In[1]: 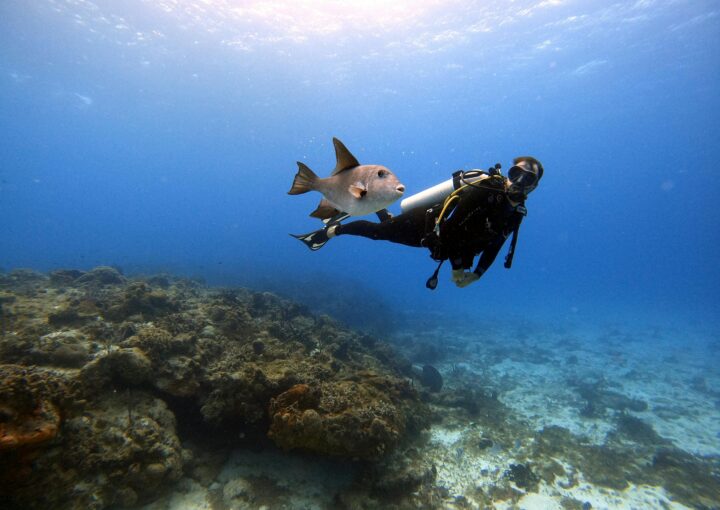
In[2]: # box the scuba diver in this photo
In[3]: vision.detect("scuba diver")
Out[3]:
[291,157,543,289]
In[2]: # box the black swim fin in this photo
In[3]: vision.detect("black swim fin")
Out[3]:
[290,227,331,251]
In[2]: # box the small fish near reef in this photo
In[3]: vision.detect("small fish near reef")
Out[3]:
[288,137,405,219]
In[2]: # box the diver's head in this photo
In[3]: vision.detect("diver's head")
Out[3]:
[507,156,543,200]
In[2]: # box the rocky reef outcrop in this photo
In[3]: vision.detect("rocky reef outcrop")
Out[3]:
[0,267,427,509]
[268,375,419,460]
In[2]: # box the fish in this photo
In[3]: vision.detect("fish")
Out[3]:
[287,137,405,219]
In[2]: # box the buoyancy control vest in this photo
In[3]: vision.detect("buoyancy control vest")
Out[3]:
[419,169,525,289]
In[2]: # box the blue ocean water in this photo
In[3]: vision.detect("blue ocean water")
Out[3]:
[1,1,718,327]
[2,2,720,509]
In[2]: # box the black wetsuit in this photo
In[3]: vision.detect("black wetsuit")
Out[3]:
[335,175,526,275]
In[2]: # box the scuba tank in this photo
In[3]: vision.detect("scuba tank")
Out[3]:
[405,163,507,290]
[400,164,501,214]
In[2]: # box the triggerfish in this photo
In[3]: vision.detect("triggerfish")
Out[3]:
[288,138,405,219]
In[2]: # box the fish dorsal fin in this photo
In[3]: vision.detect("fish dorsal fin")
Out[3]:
[309,199,341,220]
[331,137,360,175]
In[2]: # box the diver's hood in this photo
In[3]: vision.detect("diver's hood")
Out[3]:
[508,156,543,198]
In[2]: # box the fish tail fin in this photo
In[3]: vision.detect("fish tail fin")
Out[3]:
[290,227,331,251]
[288,162,318,195]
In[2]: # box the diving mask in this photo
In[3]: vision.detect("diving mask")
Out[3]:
[508,157,543,197]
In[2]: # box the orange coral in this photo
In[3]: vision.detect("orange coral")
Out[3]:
[0,400,60,451]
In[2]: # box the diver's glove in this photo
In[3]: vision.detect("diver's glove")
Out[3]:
[451,269,480,288]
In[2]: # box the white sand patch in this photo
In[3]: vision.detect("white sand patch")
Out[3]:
[443,321,720,456]
[424,423,526,501]
[555,479,692,510]
[408,318,719,508]
[511,492,563,509]
[139,478,210,510]
[487,357,613,443]
[419,418,698,510]
[500,478,693,510]
[429,444,507,499]
[430,427,464,447]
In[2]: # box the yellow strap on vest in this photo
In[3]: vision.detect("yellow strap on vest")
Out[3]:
[433,174,506,235]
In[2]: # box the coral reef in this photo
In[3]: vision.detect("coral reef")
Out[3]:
[0,366,62,453]
[0,359,183,509]
[2,267,717,509]
[0,267,427,509]
[268,376,424,460]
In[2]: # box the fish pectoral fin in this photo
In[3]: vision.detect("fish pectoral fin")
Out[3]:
[348,183,367,199]
[309,199,341,220]
[331,137,361,175]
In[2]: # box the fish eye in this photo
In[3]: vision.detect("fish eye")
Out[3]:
[377,169,387,178]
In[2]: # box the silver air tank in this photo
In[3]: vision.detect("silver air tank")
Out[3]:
[400,170,489,213]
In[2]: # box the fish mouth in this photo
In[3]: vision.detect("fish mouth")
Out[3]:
[396,184,405,195]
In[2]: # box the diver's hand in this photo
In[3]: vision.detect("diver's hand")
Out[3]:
[457,273,479,288]
[451,269,480,288]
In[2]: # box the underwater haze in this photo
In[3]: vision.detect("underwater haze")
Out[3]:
[2,1,720,509]
[1,0,719,326]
